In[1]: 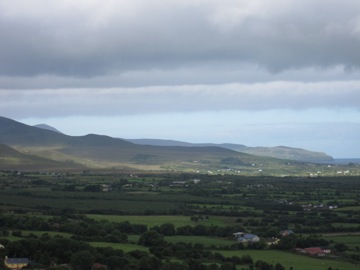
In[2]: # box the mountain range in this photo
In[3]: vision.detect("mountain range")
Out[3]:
[125,139,333,162]
[0,116,333,173]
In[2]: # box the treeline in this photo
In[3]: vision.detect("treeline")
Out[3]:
[0,214,244,242]
[0,234,289,270]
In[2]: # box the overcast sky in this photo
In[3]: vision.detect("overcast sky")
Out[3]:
[1,0,360,158]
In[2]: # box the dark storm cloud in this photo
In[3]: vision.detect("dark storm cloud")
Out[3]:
[1,0,360,79]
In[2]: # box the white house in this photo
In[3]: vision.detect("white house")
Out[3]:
[233,232,260,243]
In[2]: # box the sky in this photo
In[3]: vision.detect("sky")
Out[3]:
[1,0,360,158]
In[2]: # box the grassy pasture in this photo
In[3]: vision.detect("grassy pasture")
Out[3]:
[335,206,360,211]
[86,214,232,228]
[187,203,249,210]
[164,235,234,247]
[331,223,360,229]
[90,242,149,252]
[323,235,360,250]
[87,214,191,227]
[218,250,360,270]
[0,193,182,213]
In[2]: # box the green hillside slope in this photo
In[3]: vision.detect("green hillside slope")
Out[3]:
[0,143,84,171]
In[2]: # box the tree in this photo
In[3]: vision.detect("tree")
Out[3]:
[83,184,102,192]
[275,263,285,270]
[159,223,176,236]
[106,255,127,270]
[70,251,95,270]
[138,255,161,270]
[220,262,236,270]
[276,234,297,250]
[138,231,165,247]
[255,260,272,270]
[161,261,188,270]
[334,243,348,252]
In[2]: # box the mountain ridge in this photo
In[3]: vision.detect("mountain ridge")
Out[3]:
[0,116,335,174]
[34,124,63,134]
[125,139,333,162]
[0,116,256,171]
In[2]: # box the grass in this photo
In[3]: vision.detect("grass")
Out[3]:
[0,193,182,213]
[89,242,149,252]
[86,214,231,228]
[87,215,192,227]
[218,250,360,270]
[335,206,360,211]
[164,235,234,247]
[323,235,360,250]
[331,223,360,228]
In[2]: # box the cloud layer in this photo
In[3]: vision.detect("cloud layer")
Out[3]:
[1,0,360,80]
[1,81,359,118]
[1,1,360,157]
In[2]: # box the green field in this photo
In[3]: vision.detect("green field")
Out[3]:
[90,242,149,252]
[323,235,360,250]
[86,214,232,227]
[1,171,360,269]
[165,235,234,247]
[87,214,193,227]
[335,206,360,211]
[219,250,360,270]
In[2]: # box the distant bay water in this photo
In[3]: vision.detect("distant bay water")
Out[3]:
[331,158,360,165]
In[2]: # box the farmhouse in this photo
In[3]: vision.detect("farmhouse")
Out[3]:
[233,232,260,243]
[296,247,331,256]
[4,257,29,269]
[265,238,280,246]
[171,181,187,187]
[279,229,294,236]
[101,184,112,192]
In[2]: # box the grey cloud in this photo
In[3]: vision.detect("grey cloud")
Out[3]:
[1,82,359,118]
[1,0,360,79]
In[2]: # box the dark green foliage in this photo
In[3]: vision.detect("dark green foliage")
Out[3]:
[220,262,236,270]
[161,261,188,270]
[83,184,102,192]
[70,251,95,270]
[274,263,285,270]
[159,223,176,236]
[276,234,297,250]
[334,243,348,252]
[138,231,165,247]
[255,260,272,270]
[138,255,161,270]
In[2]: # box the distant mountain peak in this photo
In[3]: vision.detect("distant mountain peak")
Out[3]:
[34,124,63,134]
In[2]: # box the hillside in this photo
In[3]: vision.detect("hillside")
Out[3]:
[126,139,333,162]
[34,124,63,134]
[0,143,84,171]
[0,116,339,174]
[0,116,265,171]
[240,146,333,162]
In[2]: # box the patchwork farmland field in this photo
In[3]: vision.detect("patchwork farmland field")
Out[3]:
[1,171,360,269]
